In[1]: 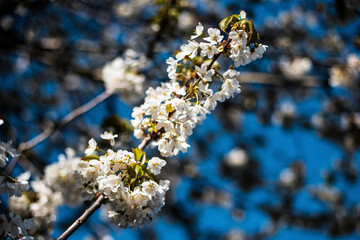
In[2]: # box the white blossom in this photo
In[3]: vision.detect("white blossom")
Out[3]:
[147,157,167,175]
[191,22,204,39]
[166,57,178,80]
[176,40,199,60]
[9,179,62,237]
[199,42,218,58]
[203,28,224,45]
[225,148,248,167]
[85,138,97,156]
[195,63,215,82]
[100,131,118,146]
[279,57,312,78]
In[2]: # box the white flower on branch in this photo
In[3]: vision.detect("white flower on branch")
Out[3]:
[100,131,118,146]
[191,22,204,40]
[176,40,199,60]
[200,42,218,58]
[195,63,215,82]
[166,57,178,81]
[147,157,167,175]
[131,24,250,157]
[9,179,62,238]
[203,28,224,45]
[54,13,267,237]
[229,29,247,48]
[85,138,97,156]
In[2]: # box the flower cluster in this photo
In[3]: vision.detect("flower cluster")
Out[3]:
[228,29,267,67]
[102,49,148,102]
[8,148,81,238]
[43,148,82,205]
[79,135,169,229]
[131,12,267,157]
[9,180,62,238]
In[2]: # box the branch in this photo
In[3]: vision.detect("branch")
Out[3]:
[56,194,106,240]
[1,91,113,182]
[138,134,152,151]
[18,91,113,153]
[239,72,321,88]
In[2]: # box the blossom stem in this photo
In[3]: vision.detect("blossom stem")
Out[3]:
[56,194,106,240]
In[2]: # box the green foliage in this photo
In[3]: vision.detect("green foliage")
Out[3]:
[219,12,261,46]
[81,155,100,161]
[219,14,240,33]
[132,148,143,162]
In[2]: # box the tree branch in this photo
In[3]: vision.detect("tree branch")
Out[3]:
[1,91,113,182]
[56,194,106,240]
[18,91,113,153]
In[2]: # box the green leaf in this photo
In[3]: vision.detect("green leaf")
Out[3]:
[134,164,143,178]
[132,148,143,162]
[130,176,137,185]
[243,20,258,45]
[81,155,100,161]
[128,164,144,185]
[219,14,239,33]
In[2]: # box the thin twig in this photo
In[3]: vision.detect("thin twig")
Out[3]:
[18,91,113,152]
[1,91,113,182]
[56,194,106,240]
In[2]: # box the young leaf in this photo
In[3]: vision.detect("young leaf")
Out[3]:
[132,148,143,162]
[243,20,258,45]
[81,155,100,161]
[134,164,143,178]
[219,14,239,33]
